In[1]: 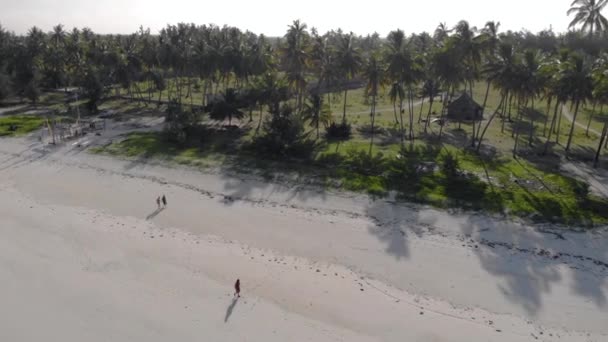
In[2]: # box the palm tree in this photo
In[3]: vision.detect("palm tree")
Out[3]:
[433,22,451,44]
[421,79,441,134]
[336,32,362,123]
[283,20,309,113]
[475,21,501,142]
[568,0,608,36]
[453,21,481,98]
[209,88,244,126]
[362,54,384,155]
[431,41,465,140]
[303,93,331,139]
[542,56,571,155]
[388,82,404,125]
[593,61,608,167]
[562,54,593,152]
[477,42,518,152]
[384,29,412,142]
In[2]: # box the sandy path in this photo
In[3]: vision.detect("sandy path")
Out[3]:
[0,135,607,341]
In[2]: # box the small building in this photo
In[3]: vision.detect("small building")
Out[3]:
[447,93,483,122]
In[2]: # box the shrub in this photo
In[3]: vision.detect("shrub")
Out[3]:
[326,121,352,140]
[252,104,316,159]
[441,152,461,179]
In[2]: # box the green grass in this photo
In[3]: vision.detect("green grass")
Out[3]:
[0,116,45,136]
[92,129,608,227]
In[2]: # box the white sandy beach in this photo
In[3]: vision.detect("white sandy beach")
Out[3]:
[0,125,607,341]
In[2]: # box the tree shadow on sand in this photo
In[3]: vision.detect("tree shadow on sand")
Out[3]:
[461,215,608,317]
[364,198,435,260]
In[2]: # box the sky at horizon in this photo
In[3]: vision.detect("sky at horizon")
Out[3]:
[0,0,590,37]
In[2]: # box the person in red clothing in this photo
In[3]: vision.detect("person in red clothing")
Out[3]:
[234,279,241,298]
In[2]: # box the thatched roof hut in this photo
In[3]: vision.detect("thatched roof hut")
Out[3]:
[447,93,483,122]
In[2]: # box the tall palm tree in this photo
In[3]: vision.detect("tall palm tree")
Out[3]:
[388,82,404,125]
[336,32,362,123]
[562,54,593,152]
[384,29,413,142]
[453,21,481,98]
[362,54,384,155]
[477,42,518,152]
[421,79,441,134]
[475,21,501,142]
[568,0,608,36]
[592,58,608,166]
[283,20,310,113]
[433,22,451,44]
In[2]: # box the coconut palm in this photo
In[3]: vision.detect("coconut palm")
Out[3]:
[388,82,404,125]
[561,54,593,152]
[568,0,608,36]
[209,88,244,126]
[362,54,384,155]
[336,32,362,123]
[477,42,519,152]
[302,93,331,139]
[283,20,310,113]
[453,21,481,97]
[421,79,441,134]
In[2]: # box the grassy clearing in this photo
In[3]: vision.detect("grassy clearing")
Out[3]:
[0,116,45,136]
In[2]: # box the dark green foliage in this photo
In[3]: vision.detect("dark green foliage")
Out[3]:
[252,104,315,159]
[82,67,104,113]
[209,88,245,125]
[164,99,200,145]
[326,121,352,140]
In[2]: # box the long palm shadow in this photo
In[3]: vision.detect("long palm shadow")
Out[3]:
[224,297,239,323]
[146,207,165,220]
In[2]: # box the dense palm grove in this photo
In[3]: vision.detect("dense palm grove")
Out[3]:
[1,2,608,166]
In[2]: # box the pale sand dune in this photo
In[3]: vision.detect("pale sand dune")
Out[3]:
[0,136,607,341]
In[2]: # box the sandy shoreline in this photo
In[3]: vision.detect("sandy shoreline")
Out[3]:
[0,135,607,341]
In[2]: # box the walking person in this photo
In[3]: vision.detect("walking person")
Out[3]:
[161,194,167,208]
[156,196,161,209]
[234,279,241,298]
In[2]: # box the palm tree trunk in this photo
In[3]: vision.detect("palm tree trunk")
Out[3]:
[399,98,405,145]
[556,104,563,144]
[565,100,581,152]
[543,96,552,137]
[393,101,398,125]
[408,88,414,141]
[471,119,476,147]
[256,106,264,132]
[586,102,597,137]
[528,98,535,147]
[342,89,348,123]
[418,96,425,123]
[501,91,509,133]
[594,123,608,168]
[475,80,492,141]
[476,95,506,153]
[369,94,377,156]
[544,101,561,155]
[438,85,452,141]
[424,97,434,134]
[513,126,520,158]
[529,119,535,146]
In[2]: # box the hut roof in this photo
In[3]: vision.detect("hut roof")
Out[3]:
[448,92,482,111]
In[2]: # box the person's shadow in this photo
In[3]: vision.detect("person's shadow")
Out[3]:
[224,297,239,323]
[146,207,165,220]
